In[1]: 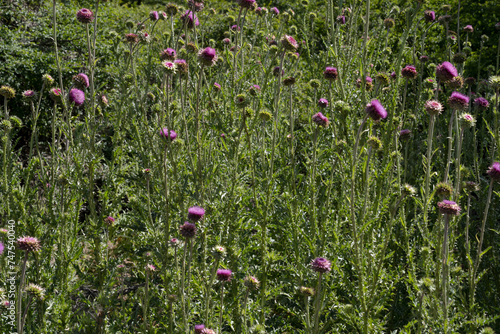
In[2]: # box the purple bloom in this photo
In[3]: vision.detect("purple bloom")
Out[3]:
[419,55,429,63]
[198,47,217,67]
[281,35,298,51]
[213,82,221,92]
[401,65,418,79]
[365,99,387,121]
[160,48,177,61]
[188,206,205,221]
[222,38,231,45]
[73,73,89,89]
[336,15,346,24]
[105,216,115,225]
[271,7,279,15]
[448,91,469,110]
[437,200,461,216]
[0,242,4,255]
[17,236,41,253]
[249,84,261,96]
[474,97,489,111]
[324,67,338,81]
[76,8,94,24]
[311,257,331,273]
[273,66,284,77]
[200,329,216,334]
[237,0,256,9]
[487,162,500,181]
[391,71,397,79]
[425,100,443,115]
[149,11,159,21]
[180,10,199,29]
[160,128,177,141]
[399,129,412,141]
[194,324,205,334]
[174,59,188,74]
[436,61,458,82]
[317,98,329,109]
[22,90,36,100]
[179,222,197,239]
[424,10,435,23]
[463,25,473,33]
[216,269,232,281]
[69,88,85,106]
[312,112,329,127]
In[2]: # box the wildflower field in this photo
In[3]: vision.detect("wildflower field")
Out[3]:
[1,0,500,332]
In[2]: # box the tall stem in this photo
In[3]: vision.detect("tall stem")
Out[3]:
[313,273,323,333]
[17,251,29,333]
[444,110,456,183]
[442,214,451,332]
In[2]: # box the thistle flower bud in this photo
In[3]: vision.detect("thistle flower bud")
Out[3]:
[235,94,250,108]
[490,76,500,90]
[281,35,298,52]
[244,276,260,290]
[165,3,178,16]
[323,67,338,81]
[149,11,159,21]
[375,72,390,86]
[271,7,279,15]
[212,245,226,258]
[248,84,261,96]
[312,112,329,127]
[309,79,321,89]
[399,129,411,141]
[336,15,346,24]
[283,77,296,86]
[424,10,435,23]
[25,284,45,301]
[463,181,479,193]
[435,182,453,198]
[448,91,469,110]
[174,59,189,74]
[22,90,36,101]
[162,61,177,74]
[401,65,417,79]
[436,61,457,82]
[383,18,395,29]
[76,8,94,24]
[367,136,382,150]
[125,33,139,44]
[402,184,416,197]
[198,47,217,67]
[160,48,177,61]
[317,98,329,108]
[42,74,54,86]
[160,128,177,141]
[259,110,272,121]
[299,286,315,296]
[216,269,232,282]
[72,73,89,89]
[0,86,15,99]
[459,113,476,128]
[446,76,464,89]
[49,88,63,104]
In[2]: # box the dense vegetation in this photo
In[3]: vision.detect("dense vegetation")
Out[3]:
[1,0,500,333]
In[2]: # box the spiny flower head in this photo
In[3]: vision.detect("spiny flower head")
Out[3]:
[198,47,217,67]
[72,73,89,89]
[237,0,256,10]
[216,269,232,282]
[42,74,54,86]
[248,84,261,96]
[311,257,331,273]
[165,3,178,16]
[125,33,139,44]
[169,238,180,247]
[17,236,41,253]
[149,11,159,21]
[244,275,260,290]
[22,90,36,101]
[356,76,373,91]
[336,15,346,24]
[162,61,177,73]
[271,7,279,15]
[419,55,429,63]
[25,284,45,301]
[317,98,329,108]
[235,93,250,108]
[145,264,156,272]
[401,65,418,79]
[312,112,329,127]
[424,10,435,23]
[463,25,473,33]
[425,100,442,116]
[299,286,315,296]
[255,7,268,16]
[105,216,115,225]
[259,110,272,121]
[200,329,216,334]
[399,129,412,141]
[213,82,221,92]
[174,59,189,74]
[383,18,395,29]
[437,200,461,216]
[69,88,85,106]
[188,206,205,221]
[459,113,476,128]
[448,91,469,110]
[179,222,197,239]
[281,35,298,52]
[464,181,480,193]
[0,86,15,99]
[324,67,338,81]
[180,10,199,29]
[212,245,226,258]
[160,128,177,141]
[309,79,321,89]
[365,99,387,121]
[194,324,205,334]
[160,48,177,61]
[436,61,458,82]
[402,184,417,197]
[490,76,500,90]
[436,182,453,198]
[76,8,94,24]
[375,72,390,86]
[474,97,489,111]
[446,75,464,89]
[367,136,382,150]
[464,77,476,86]
[49,88,63,104]
[487,162,500,181]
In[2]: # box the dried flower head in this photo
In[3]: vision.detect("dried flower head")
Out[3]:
[283,76,296,86]
[179,222,197,239]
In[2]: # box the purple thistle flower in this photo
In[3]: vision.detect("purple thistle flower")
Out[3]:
[399,129,412,141]
[22,90,36,100]
[425,100,443,115]
[390,71,397,80]
[271,7,280,15]
[200,329,216,334]
[194,324,205,334]
[0,242,4,255]
[317,98,329,108]
[125,33,139,44]
[463,25,473,33]
[419,55,429,63]
[281,35,298,51]
[424,10,435,23]
[216,269,232,282]
[437,200,461,216]
[160,48,177,61]
[312,112,330,127]
[105,216,115,225]
[222,38,231,45]
[436,61,458,82]
[231,25,240,32]
[76,8,94,24]
[17,236,41,253]
[311,257,331,273]
[336,15,346,24]
[213,82,221,92]
[180,10,199,29]
[188,206,205,221]
[69,88,85,106]
[401,65,418,79]
[160,128,177,141]
[474,97,489,111]
[324,67,338,80]
[198,47,217,67]
[487,162,500,181]
[174,59,188,74]
[149,11,159,21]
[365,99,387,121]
[237,0,256,10]
[448,91,469,110]
[179,222,197,239]
[249,84,261,96]
[73,73,89,89]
